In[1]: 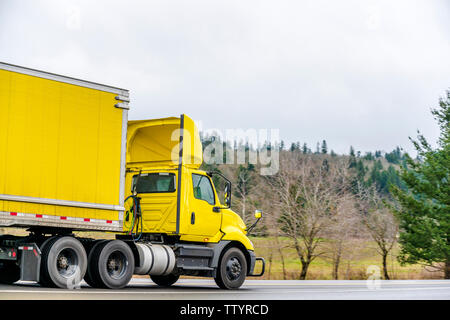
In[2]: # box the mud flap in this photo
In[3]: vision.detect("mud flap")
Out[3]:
[19,243,41,282]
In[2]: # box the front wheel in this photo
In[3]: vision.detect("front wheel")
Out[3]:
[214,247,247,290]
[150,274,180,287]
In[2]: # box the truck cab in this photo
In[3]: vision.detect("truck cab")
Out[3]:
[123,115,263,289]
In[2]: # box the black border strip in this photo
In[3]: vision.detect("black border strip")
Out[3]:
[1,300,442,319]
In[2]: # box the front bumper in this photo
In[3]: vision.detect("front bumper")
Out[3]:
[248,250,265,277]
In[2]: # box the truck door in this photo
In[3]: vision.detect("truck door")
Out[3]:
[188,173,222,238]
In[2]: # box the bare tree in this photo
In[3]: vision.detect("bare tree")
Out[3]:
[357,185,399,280]
[255,170,288,279]
[325,195,362,279]
[263,235,288,280]
[219,163,255,226]
[267,153,351,280]
[274,235,288,280]
[234,165,254,224]
[342,238,368,279]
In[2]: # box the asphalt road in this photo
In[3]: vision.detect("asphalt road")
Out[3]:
[0,279,449,300]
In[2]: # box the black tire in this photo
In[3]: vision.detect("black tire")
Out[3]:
[89,240,134,289]
[40,236,87,289]
[214,247,247,290]
[0,261,20,284]
[39,236,60,287]
[150,274,180,287]
[84,240,108,288]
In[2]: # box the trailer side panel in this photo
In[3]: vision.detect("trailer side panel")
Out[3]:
[0,64,128,231]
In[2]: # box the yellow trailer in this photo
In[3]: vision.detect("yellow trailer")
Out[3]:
[0,62,128,232]
[0,62,264,290]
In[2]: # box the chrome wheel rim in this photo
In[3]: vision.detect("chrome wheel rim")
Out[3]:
[106,251,127,279]
[56,248,79,278]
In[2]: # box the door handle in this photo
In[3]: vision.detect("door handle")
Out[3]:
[191,212,195,224]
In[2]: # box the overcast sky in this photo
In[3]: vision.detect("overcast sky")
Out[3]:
[1,0,449,155]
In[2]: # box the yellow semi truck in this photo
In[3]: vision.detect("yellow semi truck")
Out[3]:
[0,62,264,289]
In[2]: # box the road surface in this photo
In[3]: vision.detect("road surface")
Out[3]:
[0,279,449,300]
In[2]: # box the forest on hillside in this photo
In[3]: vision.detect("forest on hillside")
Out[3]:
[199,90,449,280]
[200,141,407,280]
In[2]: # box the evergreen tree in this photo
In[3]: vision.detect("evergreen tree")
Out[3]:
[355,159,367,182]
[302,143,308,154]
[322,158,329,172]
[290,142,297,152]
[349,146,356,168]
[349,146,355,157]
[391,90,450,278]
[363,152,374,160]
[385,146,404,164]
[321,140,328,154]
[290,141,301,152]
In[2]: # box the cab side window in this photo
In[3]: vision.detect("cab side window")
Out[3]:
[192,174,215,205]
[132,173,176,193]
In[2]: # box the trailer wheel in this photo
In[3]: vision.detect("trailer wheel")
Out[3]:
[89,240,134,289]
[0,261,20,284]
[41,236,87,289]
[150,274,180,287]
[214,247,247,290]
[39,236,60,287]
[84,240,108,288]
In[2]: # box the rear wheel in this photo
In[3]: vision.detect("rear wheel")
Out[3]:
[40,236,87,289]
[89,240,134,289]
[84,240,108,288]
[150,274,180,287]
[214,247,247,290]
[39,236,59,287]
[0,261,20,284]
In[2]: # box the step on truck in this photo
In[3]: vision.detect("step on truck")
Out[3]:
[0,62,265,289]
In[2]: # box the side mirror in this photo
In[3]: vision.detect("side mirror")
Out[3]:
[247,209,263,234]
[207,170,232,209]
[224,182,231,208]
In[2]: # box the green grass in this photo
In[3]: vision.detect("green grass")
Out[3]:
[249,237,443,280]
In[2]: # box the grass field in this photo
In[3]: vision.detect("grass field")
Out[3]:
[249,237,444,280]
[1,228,443,280]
